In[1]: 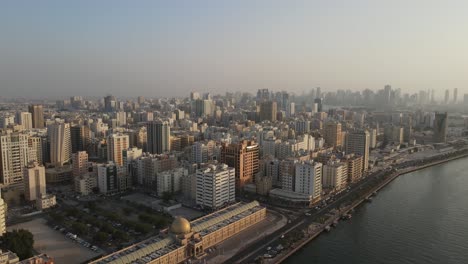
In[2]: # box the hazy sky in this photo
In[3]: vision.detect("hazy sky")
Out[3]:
[1,0,467,98]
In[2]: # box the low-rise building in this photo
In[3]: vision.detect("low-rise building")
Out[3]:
[36,194,56,210]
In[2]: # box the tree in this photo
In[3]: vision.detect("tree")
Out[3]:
[0,229,34,260]
[93,232,109,243]
[72,222,88,235]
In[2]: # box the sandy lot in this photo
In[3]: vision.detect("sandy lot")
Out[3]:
[8,218,102,264]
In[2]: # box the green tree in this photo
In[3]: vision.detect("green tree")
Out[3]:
[93,232,109,243]
[0,229,34,260]
[72,222,88,235]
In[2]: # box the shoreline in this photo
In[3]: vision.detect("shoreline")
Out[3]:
[274,152,468,264]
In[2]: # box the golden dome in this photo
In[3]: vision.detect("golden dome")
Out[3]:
[170,217,191,234]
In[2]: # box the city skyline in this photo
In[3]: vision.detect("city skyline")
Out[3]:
[1,0,468,98]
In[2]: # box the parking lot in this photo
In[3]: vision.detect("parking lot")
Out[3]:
[8,218,102,264]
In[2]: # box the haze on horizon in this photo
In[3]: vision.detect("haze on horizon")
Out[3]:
[1,0,467,99]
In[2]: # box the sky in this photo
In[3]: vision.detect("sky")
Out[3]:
[1,0,467,99]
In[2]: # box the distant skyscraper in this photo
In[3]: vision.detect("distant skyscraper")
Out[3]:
[314,98,323,112]
[345,130,370,172]
[104,95,117,112]
[0,131,30,185]
[464,94,468,105]
[23,161,46,202]
[147,120,171,154]
[454,88,458,103]
[433,112,448,143]
[48,122,71,166]
[444,89,450,104]
[259,101,277,122]
[256,89,270,101]
[316,87,322,99]
[107,133,129,166]
[221,140,259,191]
[16,112,32,130]
[28,104,44,129]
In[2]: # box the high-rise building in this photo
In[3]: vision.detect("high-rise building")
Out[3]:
[464,94,468,105]
[71,125,90,153]
[0,116,15,129]
[221,140,259,191]
[314,98,323,112]
[48,122,71,166]
[294,160,322,202]
[259,101,277,122]
[322,161,348,192]
[104,95,117,112]
[194,99,214,117]
[28,104,45,129]
[454,88,458,103]
[444,89,450,104]
[157,168,187,196]
[107,133,129,166]
[324,121,342,148]
[433,112,448,143]
[72,151,89,178]
[115,111,127,126]
[16,112,32,130]
[23,161,46,201]
[28,136,43,164]
[345,130,370,172]
[196,163,235,210]
[343,154,363,183]
[147,120,171,154]
[0,131,30,185]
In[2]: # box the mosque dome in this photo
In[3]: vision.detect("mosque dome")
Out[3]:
[170,217,191,234]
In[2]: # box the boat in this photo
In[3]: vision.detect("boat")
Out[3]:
[346,214,352,220]
[365,197,373,202]
[331,220,339,227]
[325,226,331,232]
[372,191,378,196]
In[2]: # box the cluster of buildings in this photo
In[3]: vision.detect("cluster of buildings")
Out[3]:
[0,85,458,263]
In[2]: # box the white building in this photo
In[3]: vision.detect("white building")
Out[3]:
[295,161,322,202]
[157,168,188,196]
[74,174,97,196]
[36,194,57,210]
[196,163,235,210]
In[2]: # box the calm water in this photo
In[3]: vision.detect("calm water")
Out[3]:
[286,158,468,264]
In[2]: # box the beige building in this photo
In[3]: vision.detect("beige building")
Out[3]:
[0,131,30,186]
[0,250,19,263]
[23,161,46,202]
[74,174,97,196]
[107,133,129,166]
[220,140,259,191]
[28,104,44,129]
[0,191,5,235]
[28,136,43,164]
[48,122,71,166]
[343,154,363,183]
[323,121,342,148]
[322,161,348,192]
[259,101,277,122]
[36,194,56,210]
[90,201,266,264]
[72,151,89,178]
